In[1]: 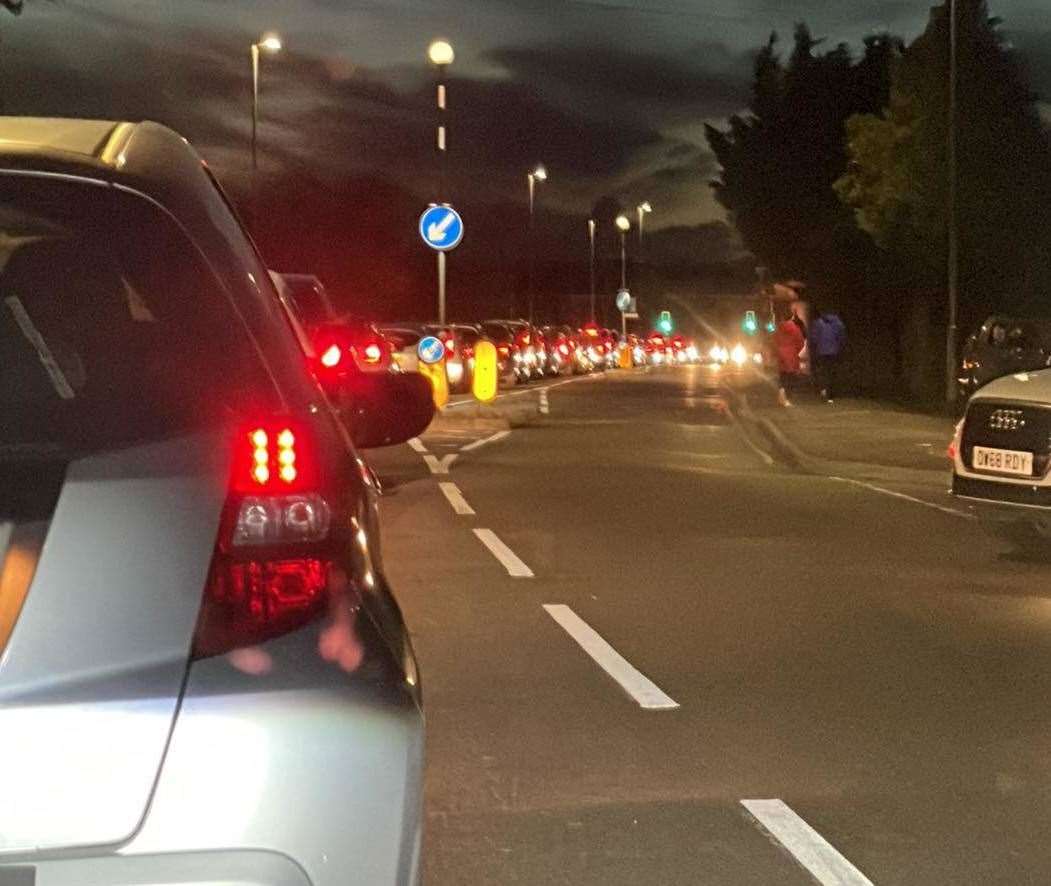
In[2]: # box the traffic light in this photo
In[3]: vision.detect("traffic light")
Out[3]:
[742,310,758,336]
[657,310,673,335]
[765,318,776,334]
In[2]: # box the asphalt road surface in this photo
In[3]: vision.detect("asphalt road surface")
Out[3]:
[368,365,1051,885]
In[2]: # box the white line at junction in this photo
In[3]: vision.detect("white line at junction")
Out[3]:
[473,528,534,577]
[423,453,458,475]
[461,430,511,452]
[542,604,680,710]
[439,482,475,516]
[741,799,874,886]
[829,476,976,520]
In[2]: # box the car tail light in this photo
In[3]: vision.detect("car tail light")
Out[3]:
[497,344,510,357]
[442,337,455,356]
[559,343,570,356]
[320,344,343,368]
[362,342,383,364]
[193,418,340,659]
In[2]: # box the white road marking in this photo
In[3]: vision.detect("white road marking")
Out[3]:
[539,388,550,414]
[461,430,511,452]
[444,373,599,408]
[727,407,775,466]
[439,482,475,515]
[423,453,458,475]
[407,437,428,453]
[741,799,874,886]
[473,529,534,577]
[829,476,975,520]
[542,604,680,710]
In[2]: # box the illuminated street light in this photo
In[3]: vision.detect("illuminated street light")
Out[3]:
[588,219,597,323]
[250,32,283,173]
[428,39,455,67]
[615,214,630,291]
[636,201,652,245]
[427,39,454,324]
[527,164,547,322]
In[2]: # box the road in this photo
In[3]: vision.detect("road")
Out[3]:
[368,365,1051,885]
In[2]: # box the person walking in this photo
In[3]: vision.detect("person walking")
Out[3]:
[774,306,805,407]
[809,306,847,403]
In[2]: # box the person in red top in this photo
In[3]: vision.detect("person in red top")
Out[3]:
[773,307,805,406]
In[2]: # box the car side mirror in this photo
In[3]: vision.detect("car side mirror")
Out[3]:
[338,372,435,449]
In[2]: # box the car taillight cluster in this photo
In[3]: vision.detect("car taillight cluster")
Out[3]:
[193,419,339,660]
[360,341,384,364]
[497,344,510,357]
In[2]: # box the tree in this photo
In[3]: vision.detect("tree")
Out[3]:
[836,1,1051,325]
[705,27,901,289]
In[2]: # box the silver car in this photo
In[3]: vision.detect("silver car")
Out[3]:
[0,118,424,885]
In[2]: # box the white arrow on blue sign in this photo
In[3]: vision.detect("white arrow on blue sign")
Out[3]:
[418,335,446,365]
[419,205,464,251]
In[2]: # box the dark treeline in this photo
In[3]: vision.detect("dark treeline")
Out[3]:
[706,0,1051,402]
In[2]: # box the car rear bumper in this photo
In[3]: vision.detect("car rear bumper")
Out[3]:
[1,616,424,886]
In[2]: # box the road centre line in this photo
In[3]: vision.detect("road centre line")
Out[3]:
[439,482,475,516]
[473,529,534,577]
[461,430,511,452]
[829,476,976,520]
[741,799,874,886]
[444,372,600,408]
[407,437,428,453]
[542,604,680,710]
[539,388,550,414]
[423,453,458,475]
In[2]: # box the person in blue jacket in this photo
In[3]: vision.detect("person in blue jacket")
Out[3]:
[809,306,847,403]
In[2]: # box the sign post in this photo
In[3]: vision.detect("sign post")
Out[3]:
[419,205,464,325]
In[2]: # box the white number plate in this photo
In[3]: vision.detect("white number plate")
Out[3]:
[973,445,1034,477]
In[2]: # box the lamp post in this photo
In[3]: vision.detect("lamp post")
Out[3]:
[527,164,547,323]
[250,33,283,174]
[615,214,630,290]
[636,201,651,246]
[588,218,597,322]
[945,0,959,409]
[428,39,455,324]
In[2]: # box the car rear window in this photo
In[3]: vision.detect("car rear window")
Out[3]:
[0,176,273,455]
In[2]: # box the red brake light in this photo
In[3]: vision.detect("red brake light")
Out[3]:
[443,337,455,356]
[320,344,343,369]
[559,343,570,356]
[193,418,340,660]
[363,342,383,364]
[498,344,510,356]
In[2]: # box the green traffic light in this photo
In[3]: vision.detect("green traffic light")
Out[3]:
[658,319,673,334]
[765,320,776,334]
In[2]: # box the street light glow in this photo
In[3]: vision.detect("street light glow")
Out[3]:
[638,201,652,213]
[258,33,283,52]
[532,164,547,182]
[615,214,631,232]
[428,40,455,66]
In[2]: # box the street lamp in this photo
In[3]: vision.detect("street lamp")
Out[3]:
[945,0,959,409]
[527,164,547,322]
[428,39,454,324]
[588,219,597,322]
[250,32,283,173]
[615,214,631,291]
[636,201,652,246]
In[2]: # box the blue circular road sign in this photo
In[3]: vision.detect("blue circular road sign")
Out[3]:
[418,335,446,365]
[419,205,464,252]
[616,289,632,312]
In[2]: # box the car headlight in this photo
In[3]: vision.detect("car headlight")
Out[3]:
[731,344,747,366]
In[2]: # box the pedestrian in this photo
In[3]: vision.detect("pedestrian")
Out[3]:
[773,305,805,407]
[809,305,847,403]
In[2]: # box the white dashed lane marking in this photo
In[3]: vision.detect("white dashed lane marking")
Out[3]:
[741,799,874,886]
[439,482,475,516]
[461,430,511,452]
[542,604,680,710]
[473,528,534,577]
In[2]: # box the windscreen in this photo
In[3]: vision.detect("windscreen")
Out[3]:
[0,177,272,456]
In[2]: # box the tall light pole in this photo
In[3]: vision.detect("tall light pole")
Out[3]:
[636,201,651,246]
[428,39,455,324]
[615,214,631,340]
[527,164,547,323]
[250,33,283,174]
[588,218,597,322]
[945,0,959,409]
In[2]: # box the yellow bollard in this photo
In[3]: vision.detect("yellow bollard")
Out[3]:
[418,359,449,410]
[472,339,499,403]
[618,343,632,369]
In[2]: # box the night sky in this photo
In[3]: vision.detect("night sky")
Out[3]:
[3,1,1049,231]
